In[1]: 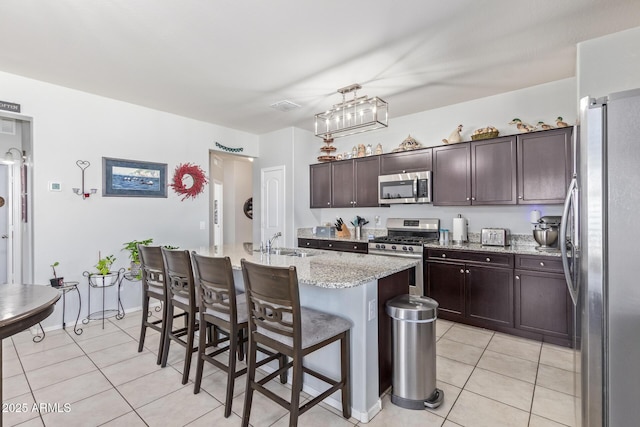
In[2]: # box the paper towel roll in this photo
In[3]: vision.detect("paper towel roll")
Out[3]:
[530,209,541,223]
[452,217,467,243]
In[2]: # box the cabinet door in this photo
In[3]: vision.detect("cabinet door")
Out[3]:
[471,137,517,205]
[331,160,355,208]
[432,144,471,206]
[466,266,513,328]
[380,148,432,174]
[517,128,572,204]
[309,163,332,208]
[514,270,571,339]
[426,261,465,321]
[354,156,380,207]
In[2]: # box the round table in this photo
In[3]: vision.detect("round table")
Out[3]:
[0,284,60,427]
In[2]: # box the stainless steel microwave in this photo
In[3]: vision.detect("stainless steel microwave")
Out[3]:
[378,171,432,204]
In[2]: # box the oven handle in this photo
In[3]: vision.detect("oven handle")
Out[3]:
[367,250,422,259]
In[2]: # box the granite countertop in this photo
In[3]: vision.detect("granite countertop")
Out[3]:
[196,244,418,289]
[297,228,561,257]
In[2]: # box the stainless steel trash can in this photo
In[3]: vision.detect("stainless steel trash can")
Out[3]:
[386,294,444,410]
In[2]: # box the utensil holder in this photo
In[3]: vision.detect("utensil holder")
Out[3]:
[355,226,362,240]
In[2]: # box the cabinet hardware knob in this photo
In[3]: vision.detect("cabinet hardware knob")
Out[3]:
[486,257,491,262]
[540,262,545,266]
[306,242,310,246]
[516,275,520,280]
[328,244,332,247]
[518,195,523,199]
[353,246,358,249]
[402,170,406,173]
[441,254,447,258]
[465,269,470,274]
[472,197,476,201]
[466,197,470,201]
[460,269,465,273]
[327,202,330,205]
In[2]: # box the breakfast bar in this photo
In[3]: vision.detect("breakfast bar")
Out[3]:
[198,244,418,422]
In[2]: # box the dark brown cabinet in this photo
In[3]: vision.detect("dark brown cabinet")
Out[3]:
[309,163,332,208]
[331,157,380,208]
[425,249,514,329]
[433,137,517,206]
[432,143,471,205]
[514,255,572,345]
[471,137,517,205]
[517,127,572,204]
[380,148,432,174]
[297,238,367,254]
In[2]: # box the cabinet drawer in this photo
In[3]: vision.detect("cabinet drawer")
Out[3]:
[298,238,318,249]
[317,240,368,254]
[427,249,513,267]
[515,255,563,273]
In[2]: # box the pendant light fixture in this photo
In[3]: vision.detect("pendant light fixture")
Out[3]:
[314,83,388,139]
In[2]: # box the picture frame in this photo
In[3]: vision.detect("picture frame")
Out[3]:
[102,157,168,198]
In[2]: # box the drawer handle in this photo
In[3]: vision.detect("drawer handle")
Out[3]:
[441,254,447,258]
[540,262,545,267]
[486,257,491,262]
[515,275,520,280]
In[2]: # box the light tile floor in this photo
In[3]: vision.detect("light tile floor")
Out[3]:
[2,309,579,426]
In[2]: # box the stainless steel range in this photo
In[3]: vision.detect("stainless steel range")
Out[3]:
[368,218,440,295]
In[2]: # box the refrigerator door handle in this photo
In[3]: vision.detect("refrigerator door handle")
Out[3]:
[560,178,578,306]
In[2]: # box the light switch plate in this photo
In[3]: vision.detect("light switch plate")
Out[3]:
[48,181,62,191]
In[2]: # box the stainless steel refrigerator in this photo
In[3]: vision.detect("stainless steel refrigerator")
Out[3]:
[561,88,640,426]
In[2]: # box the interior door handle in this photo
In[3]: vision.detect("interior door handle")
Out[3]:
[1,235,7,239]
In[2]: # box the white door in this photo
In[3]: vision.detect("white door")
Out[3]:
[0,164,8,283]
[213,180,223,252]
[261,166,286,248]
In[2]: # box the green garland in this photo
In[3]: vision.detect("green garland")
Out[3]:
[215,142,243,153]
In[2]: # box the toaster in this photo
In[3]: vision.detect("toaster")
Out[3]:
[481,228,510,246]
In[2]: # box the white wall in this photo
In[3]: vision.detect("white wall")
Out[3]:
[0,70,259,328]
[295,78,576,235]
[578,26,640,99]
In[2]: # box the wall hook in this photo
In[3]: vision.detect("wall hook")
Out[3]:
[72,160,98,199]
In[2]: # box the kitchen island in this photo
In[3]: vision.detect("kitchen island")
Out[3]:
[197,244,419,423]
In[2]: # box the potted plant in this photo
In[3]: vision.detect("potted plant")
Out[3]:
[90,254,117,286]
[50,261,64,287]
[122,238,153,279]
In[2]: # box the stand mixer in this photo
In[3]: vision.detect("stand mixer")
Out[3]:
[533,216,562,252]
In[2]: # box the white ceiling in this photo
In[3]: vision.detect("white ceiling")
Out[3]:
[1,1,639,135]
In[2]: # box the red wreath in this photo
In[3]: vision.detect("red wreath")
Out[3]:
[170,163,209,201]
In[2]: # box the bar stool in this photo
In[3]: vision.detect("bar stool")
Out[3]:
[160,248,200,384]
[240,259,352,427]
[137,245,171,365]
[191,253,286,418]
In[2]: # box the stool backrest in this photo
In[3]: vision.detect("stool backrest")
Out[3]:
[191,253,238,322]
[138,245,165,294]
[161,248,196,306]
[241,259,301,346]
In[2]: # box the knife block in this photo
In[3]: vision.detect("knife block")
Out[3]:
[336,227,351,238]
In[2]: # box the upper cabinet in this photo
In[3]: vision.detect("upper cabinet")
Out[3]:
[332,156,380,208]
[517,127,572,204]
[471,136,517,205]
[309,163,332,208]
[380,148,432,175]
[432,143,471,206]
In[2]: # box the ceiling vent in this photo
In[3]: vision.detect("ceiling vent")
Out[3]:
[0,118,16,135]
[270,100,301,112]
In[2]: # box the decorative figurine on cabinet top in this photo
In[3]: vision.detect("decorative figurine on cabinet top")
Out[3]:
[357,144,366,157]
[375,143,383,155]
[442,124,463,144]
[535,121,555,130]
[392,134,423,152]
[556,116,569,127]
[509,118,536,132]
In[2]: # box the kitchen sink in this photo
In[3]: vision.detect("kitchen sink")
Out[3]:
[254,248,316,257]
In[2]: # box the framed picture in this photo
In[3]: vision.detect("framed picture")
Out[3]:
[102,157,168,198]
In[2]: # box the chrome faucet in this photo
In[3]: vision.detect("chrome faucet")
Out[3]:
[266,231,282,253]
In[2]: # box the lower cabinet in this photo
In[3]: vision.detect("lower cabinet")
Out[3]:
[514,255,572,344]
[426,255,513,329]
[297,238,367,254]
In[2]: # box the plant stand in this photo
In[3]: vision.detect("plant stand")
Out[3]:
[82,268,126,329]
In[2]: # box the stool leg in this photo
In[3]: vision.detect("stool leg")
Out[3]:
[138,293,149,353]
[161,302,174,367]
[193,315,207,394]
[224,324,238,418]
[289,352,303,427]
[236,329,245,361]
[341,330,352,419]
[241,336,257,427]
[182,309,197,384]
[156,297,167,365]
[279,354,288,384]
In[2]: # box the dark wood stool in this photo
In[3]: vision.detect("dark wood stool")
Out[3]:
[241,259,352,427]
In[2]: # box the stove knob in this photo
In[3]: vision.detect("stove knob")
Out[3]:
[375,244,381,249]
[402,246,407,251]
[380,244,386,249]
[391,245,396,250]
[408,246,414,252]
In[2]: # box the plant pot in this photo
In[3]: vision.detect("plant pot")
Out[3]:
[50,277,64,287]
[130,262,141,278]
[90,273,115,287]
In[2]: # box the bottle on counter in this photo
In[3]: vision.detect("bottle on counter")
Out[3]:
[443,229,450,244]
[439,229,445,245]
